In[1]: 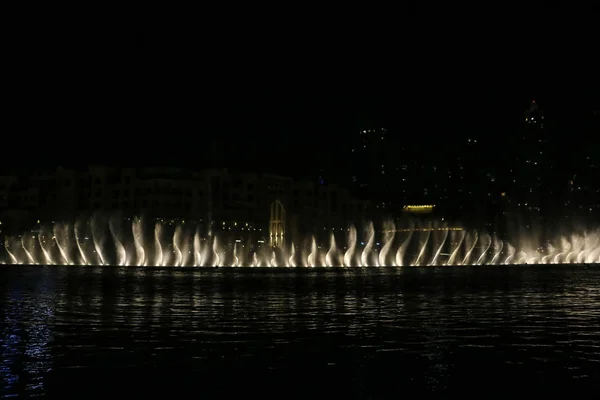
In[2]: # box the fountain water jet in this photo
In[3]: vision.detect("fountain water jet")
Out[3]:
[461,232,479,265]
[430,227,449,266]
[132,217,146,266]
[2,215,599,267]
[361,222,375,267]
[344,225,357,267]
[288,243,296,267]
[325,232,338,267]
[307,236,317,267]
[109,218,127,266]
[490,239,504,265]
[379,221,396,266]
[173,225,184,267]
[21,236,35,265]
[74,220,89,266]
[193,228,202,267]
[396,229,414,267]
[53,223,72,265]
[413,227,432,266]
[475,234,492,265]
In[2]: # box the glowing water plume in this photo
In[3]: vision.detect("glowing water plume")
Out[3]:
[430,226,448,266]
[38,232,53,265]
[109,218,127,266]
[361,221,375,267]
[553,237,571,264]
[203,230,214,266]
[588,245,600,263]
[212,236,220,267]
[233,242,239,267]
[193,228,202,267]
[53,223,72,265]
[413,227,431,266]
[91,216,106,265]
[490,239,504,265]
[446,230,466,266]
[173,225,183,267]
[180,229,192,267]
[20,236,35,265]
[132,217,146,266]
[475,234,492,265]
[516,250,528,264]
[74,220,88,265]
[461,232,479,265]
[502,243,515,264]
[4,238,18,264]
[396,229,414,267]
[307,236,317,267]
[578,233,599,263]
[288,243,296,267]
[344,224,357,267]
[319,250,327,267]
[586,231,600,263]
[253,248,262,267]
[541,243,555,264]
[379,221,396,266]
[3,215,600,267]
[325,232,338,267]
[576,243,588,264]
[154,222,164,267]
[565,235,584,263]
[521,231,542,264]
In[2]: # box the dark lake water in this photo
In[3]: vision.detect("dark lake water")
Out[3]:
[1,265,600,398]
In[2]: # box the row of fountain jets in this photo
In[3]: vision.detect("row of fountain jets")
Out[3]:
[2,217,599,267]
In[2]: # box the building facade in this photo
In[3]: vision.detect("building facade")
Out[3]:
[0,166,370,247]
[349,127,390,207]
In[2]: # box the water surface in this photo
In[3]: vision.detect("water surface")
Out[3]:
[1,266,600,398]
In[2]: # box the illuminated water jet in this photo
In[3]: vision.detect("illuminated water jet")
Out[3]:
[379,221,396,266]
[325,232,338,267]
[344,225,357,267]
[361,222,375,267]
[1,215,599,267]
[74,220,88,266]
[307,236,317,267]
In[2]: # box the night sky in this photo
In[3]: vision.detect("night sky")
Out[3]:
[7,5,598,178]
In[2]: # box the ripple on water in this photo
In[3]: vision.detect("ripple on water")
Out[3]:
[1,265,600,397]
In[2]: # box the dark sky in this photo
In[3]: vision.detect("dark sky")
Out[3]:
[7,5,599,177]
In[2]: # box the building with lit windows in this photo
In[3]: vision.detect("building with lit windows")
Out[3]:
[0,166,370,246]
[563,104,600,222]
[402,205,435,214]
[504,100,549,221]
[349,127,390,206]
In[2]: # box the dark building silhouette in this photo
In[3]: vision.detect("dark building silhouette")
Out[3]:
[502,100,548,225]
[0,167,370,244]
[349,127,388,203]
[563,104,600,224]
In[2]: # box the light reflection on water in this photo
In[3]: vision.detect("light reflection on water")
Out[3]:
[1,268,54,397]
[1,266,600,397]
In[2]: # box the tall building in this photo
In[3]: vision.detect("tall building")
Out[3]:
[350,127,387,192]
[445,136,501,227]
[348,127,460,216]
[564,104,600,222]
[349,127,403,212]
[510,100,548,218]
